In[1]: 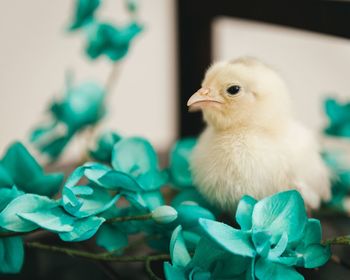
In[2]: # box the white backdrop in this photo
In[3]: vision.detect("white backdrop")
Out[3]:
[0,0,177,155]
[213,17,350,131]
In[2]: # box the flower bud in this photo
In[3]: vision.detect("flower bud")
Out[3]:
[151,206,178,224]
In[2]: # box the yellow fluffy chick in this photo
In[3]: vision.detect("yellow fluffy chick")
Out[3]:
[188,57,331,212]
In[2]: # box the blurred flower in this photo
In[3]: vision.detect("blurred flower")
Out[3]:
[0,237,24,274]
[322,149,350,212]
[0,142,64,197]
[125,0,138,14]
[89,130,121,162]
[324,98,350,138]
[30,80,106,159]
[168,138,197,188]
[69,0,101,30]
[0,186,25,273]
[85,22,143,61]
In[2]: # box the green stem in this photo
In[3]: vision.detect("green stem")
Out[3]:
[106,213,152,223]
[26,241,170,263]
[322,235,350,246]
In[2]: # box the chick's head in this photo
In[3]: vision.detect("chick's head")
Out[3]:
[187,57,292,131]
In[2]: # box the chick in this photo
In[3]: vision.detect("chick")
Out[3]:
[188,57,331,212]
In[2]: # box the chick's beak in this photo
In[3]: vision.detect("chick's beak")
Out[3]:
[187,88,224,111]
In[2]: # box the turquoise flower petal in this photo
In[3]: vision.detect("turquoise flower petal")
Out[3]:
[59,216,105,242]
[112,137,158,176]
[176,204,215,230]
[30,81,105,159]
[89,131,121,162]
[85,22,142,61]
[69,0,101,30]
[111,137,167,191]
[169,138,197,188]
[252,231,271,258]
[142,190,165,210]
[97,170,144,192]
[211,254,251,279]
[62,163,126,217]
[324,98,350,137]
[96,224,128,252]
[164,262,186,280]
[171,188,218,216]
[17,206,75,233]
[0,194,58,232]
[0,187,24,212]
[236,195,257,231]
[252,190,307,244]
[188,268,211,280]
[0,142,64,196]
[268,232,288,259]
[170,226,191,267]
[190,238,225,271]
[300,219,322,246]
[199,219,256,258]
[300,244,331,268]
[255,258,303,280]
[0,163,14,187]
[0,237,24,274]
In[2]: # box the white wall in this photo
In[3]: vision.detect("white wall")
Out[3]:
[0,0,177,156]
[213,17,350,131]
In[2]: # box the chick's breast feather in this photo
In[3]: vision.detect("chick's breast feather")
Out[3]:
[188,57,331,212]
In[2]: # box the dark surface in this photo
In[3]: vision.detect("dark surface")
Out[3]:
[177,0,350,137]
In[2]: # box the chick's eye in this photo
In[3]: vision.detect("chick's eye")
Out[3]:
[226,85,241,95]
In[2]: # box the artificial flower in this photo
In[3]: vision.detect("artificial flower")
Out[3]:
[30,80,105,159]
[199,190,330,280]
[0,142,63,197]
[324,98,350,138]
[85,22,142,61]
[168,138,197,188]
[0,236,24,274]
[69,0,101,30]
[89,130,121,162]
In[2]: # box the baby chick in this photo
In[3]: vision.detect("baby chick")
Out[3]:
[188,57,331,212]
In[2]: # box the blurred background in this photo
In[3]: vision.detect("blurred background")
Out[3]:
[0,0,350,153]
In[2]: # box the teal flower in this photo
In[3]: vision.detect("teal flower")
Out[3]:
[125,0,138,14]
[0,186,25,273]
[324,98,350,138]
[168,138,197,188]
[30,80,105,159]
[198,191,330,280]
[144,202,215,252]
[322,150,350,211]
[0,237,24,274]
[69,0,101,30]
[164,226,250,280]
[89,131,121,162]
[0,142,63,197]
[85,22,143,61]
[62,137,167,218]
